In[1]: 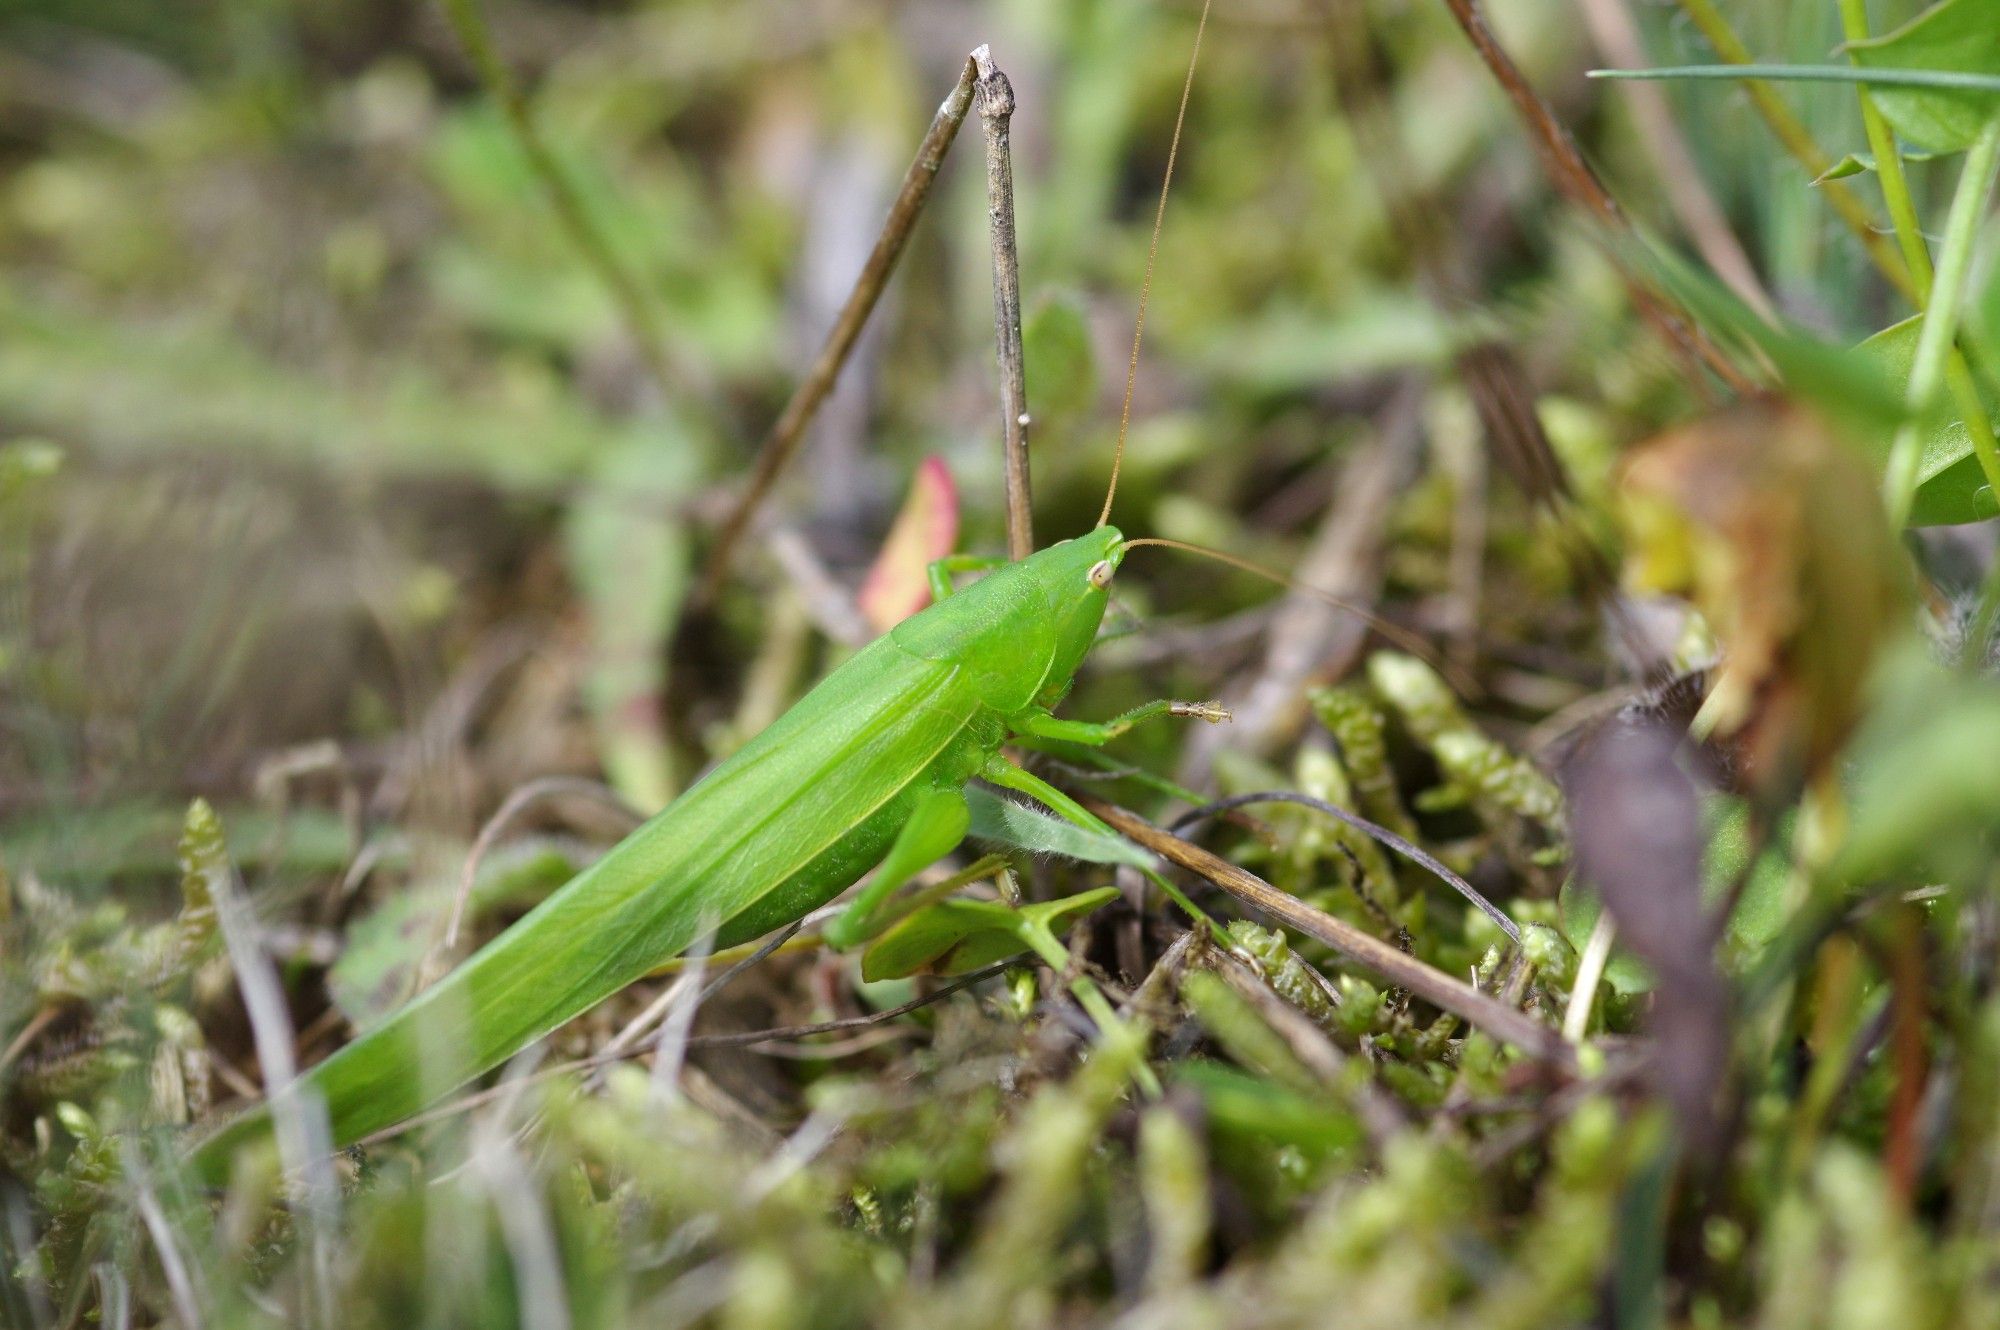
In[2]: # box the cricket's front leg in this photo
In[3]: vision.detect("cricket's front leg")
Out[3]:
[1015,698,1229,746]
[926,553,1008,604]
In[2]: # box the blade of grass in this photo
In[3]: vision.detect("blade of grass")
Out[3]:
[1589,64,2000,96]
[1661,0,1920,300]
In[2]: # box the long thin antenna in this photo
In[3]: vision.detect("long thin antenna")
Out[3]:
[1098,0,1213,530]
[1117,536,1481,698]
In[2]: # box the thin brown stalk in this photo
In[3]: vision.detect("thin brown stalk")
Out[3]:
[1573,0,1776,322]
[974,45,1035,561]
[698,56,981,603]
[1086,799,1578,1070]
[1436,0,1758,398]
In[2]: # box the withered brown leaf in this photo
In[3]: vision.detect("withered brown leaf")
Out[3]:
[1621,400,1908,796]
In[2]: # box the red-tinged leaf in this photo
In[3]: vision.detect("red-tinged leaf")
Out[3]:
[857,456,959,632]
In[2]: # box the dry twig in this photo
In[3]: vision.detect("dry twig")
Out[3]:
[1088,800,1576,1070]
[699,56,982,601]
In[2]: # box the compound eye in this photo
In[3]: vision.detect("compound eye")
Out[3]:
[1087,560,1115,590]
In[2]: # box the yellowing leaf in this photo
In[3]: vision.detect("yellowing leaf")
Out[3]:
[1621,402,1908,792]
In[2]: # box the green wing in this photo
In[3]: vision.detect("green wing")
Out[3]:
[204,638,976,1160]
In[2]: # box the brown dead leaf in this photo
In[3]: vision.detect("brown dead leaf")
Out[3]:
[1620,400,1908,795]
[1564,715,1727,1154]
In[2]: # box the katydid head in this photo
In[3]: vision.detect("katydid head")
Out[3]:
[891,525,1124,713]
[1027,525,1127,695]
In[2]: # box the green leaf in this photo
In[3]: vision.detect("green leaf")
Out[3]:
[1022,293,1097,426]
[1858,314,2000,524]
[1833,646,2000,882]
[858,900,1006,981]
[563,428,699,809]
[945,890,1122,974]
[964,786,1154,868]
[1845,0,2000,153]
[859,887,1119,982]
[1812,148,1938,183]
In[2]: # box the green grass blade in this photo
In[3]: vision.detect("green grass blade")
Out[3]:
[1589,64,2000,95]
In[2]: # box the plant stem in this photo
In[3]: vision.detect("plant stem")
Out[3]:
[1838,0,1933,291]
[1886,117,2000,528]
[1665,0,1917,301]
[1838,1,2000,515]
[697,56,981,602]
[974,46,1035,563]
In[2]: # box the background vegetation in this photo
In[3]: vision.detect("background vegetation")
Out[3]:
[5,0,2000,1325]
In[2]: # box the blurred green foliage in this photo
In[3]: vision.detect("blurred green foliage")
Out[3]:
[5,0,2000,1326]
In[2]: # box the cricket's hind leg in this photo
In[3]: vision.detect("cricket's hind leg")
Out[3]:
[820,785,971,950]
